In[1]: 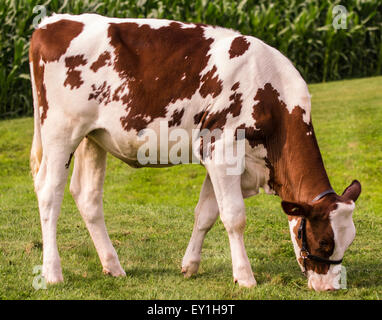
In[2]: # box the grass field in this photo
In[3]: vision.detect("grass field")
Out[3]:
[0,76,381,300]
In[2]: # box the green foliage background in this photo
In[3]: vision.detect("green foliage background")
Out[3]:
[1,0,381,118]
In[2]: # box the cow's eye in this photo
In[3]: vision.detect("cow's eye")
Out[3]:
[319,240,328,247]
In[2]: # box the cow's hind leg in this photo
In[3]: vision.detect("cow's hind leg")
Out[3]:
[182,174,219,277]
[34,142,79,283]
[206,163,256,288]
[70,138,125,277]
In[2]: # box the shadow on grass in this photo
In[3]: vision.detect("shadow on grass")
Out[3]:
[253,258,382,289]
[62,258,381,292]
[346,260,382,288]
[252,259,305,286]
[125,266,180,277]
[123,259,304,284]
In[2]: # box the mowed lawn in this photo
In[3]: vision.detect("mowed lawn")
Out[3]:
[0,76,381,300]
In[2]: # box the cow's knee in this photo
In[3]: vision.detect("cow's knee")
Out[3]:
[196,208,218,233]
[220,202,246,234]
[75,190,103,224]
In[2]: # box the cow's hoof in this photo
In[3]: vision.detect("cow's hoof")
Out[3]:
[234,277,257,288]
[102,267,126,277]
[181,261,199,278]
[44,273,64,284]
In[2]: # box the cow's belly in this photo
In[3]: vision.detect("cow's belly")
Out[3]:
[87,125,196,168]
[87,129,274,201]
[89,125,274,198]
[87,128,145,167]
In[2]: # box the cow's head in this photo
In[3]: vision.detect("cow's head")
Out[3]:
[281,180,361,291]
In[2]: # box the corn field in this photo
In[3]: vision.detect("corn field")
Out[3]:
[1,0,381,118]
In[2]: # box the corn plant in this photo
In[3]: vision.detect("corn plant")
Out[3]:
[0,0,381,118]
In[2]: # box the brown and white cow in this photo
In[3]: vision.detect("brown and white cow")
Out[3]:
[29,13,361,291]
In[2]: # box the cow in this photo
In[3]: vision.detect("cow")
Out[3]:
[29,13,361,292]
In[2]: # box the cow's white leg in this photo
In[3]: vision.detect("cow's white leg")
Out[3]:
[181,174,219,277]
[70,138,125,277]
[206,163,256,288]
[34,144,77,284]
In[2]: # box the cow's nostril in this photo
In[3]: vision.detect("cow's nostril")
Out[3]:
[326,286,335,291]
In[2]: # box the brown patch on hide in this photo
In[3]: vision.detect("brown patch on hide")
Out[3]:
[106,22,221,132]
[229,36,250,59]
[29,19,84,124]
[168,108,185,127]
[200,66,223,98]
[64,55,87,89]
[88,81,112,105]
[90,51,112,72]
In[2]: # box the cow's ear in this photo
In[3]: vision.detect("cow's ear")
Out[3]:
[281,201,312,217]
[341,180,361,202]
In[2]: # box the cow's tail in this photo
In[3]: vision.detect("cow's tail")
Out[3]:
[30,61,42,180]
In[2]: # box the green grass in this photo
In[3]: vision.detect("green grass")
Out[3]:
[0,76,382,300]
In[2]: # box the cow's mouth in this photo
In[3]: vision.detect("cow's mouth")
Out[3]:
[307,269,342,291]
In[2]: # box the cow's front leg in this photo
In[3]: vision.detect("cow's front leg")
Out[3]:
[206,163,256,288]
[182,174,219,277]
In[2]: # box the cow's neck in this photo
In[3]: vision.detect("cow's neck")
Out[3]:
[265,112,332,204]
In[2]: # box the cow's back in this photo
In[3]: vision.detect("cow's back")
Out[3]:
[30,13,311,165]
